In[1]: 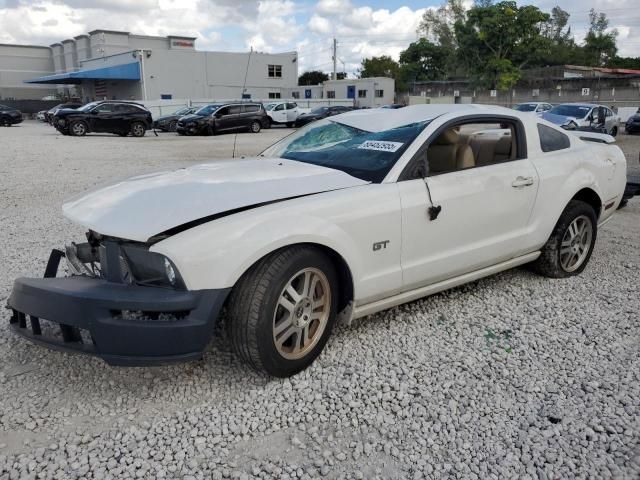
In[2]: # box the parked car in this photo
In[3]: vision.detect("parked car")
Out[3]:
[46,102,83,124]
[513,102,553,114]
[541,103,620,136]
[295,105,352,127]
[36,110,47,122]
[0,104,23,126]
[7,105,627,377]
[624,108,640,134]
[52,100,152,137]
[153,106,197,132]
[176,102,269,135]
[264,101,302,127]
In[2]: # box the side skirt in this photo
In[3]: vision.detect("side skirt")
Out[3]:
[352,251,541,320]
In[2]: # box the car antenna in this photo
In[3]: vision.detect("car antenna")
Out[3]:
[232,46,253,159]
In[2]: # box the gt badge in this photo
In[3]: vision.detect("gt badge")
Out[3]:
[373,240,390,251]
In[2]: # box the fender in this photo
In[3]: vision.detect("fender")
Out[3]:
[150,184,404,303]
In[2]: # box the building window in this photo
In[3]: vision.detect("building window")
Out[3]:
[291,91,300,99]
[375,90,384,98]
[268,92,281,99]
[268,65,282,78]
[358,89,367,98]
[327,90,335,99]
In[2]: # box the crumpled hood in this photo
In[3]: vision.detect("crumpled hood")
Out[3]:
[541,112,579,126]
[179,113,206,123]
[63,158,369,242]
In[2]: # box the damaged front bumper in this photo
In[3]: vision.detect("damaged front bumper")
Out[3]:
[7,248,229,366]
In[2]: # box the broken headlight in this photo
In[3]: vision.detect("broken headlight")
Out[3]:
[121,245,186,290]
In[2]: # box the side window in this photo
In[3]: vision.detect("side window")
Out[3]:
[287,102,297,109]
[605,108,613,117]
[216,107,229,116]
[403,119,522,180]
[243,105,260,113]
[274,104,285,111]
[94,104,113,113]
[537,124,570,153]
[326,91,335,99]
[228,105,242,115]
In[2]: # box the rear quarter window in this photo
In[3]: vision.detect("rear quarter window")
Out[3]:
[537,124,570,153]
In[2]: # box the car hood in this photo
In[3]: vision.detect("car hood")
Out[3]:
[54,108,80,116]
[62,158,369,242]
[541,112,579,125]
[156,113,181,121]
[179,114,206,122]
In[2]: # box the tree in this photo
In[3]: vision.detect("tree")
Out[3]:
[359,56,400,79]
[454,1,550,90]
[399,38,449,83]
[583,9,617,66]
[298,71,329,86]
[417,0,465,76]
[336,72,347,80]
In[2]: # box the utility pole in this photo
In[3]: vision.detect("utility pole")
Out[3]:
[332,38,337,81]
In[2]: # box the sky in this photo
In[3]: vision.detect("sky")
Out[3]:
[0,0,638,77]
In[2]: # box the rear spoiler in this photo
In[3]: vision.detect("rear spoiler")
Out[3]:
[571,131,616,144]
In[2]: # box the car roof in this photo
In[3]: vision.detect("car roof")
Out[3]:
[555,103,602,108]
[334,104,523,132]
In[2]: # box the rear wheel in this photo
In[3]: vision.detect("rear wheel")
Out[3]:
[130,122,146,137]
[70,121,87,136]
[532,200,597,278]
[227,246,338,377]
[1,116,12,127]
[250,120,261,133]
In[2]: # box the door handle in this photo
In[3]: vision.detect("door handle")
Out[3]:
[511,176,534,188]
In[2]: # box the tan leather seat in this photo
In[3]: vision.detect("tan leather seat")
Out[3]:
[427,128,475,173]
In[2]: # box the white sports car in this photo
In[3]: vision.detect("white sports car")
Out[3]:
[8,105,627,377]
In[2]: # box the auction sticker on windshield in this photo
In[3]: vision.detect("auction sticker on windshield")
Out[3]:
[357,140,404,152]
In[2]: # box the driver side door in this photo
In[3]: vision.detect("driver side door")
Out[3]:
[397,117,539,291]
[90,103,115,132]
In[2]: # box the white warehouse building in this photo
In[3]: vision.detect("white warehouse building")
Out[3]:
[0,30,298,102]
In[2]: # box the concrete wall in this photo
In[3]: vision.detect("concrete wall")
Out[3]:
[322,77,395,108]
[0,44,57,100]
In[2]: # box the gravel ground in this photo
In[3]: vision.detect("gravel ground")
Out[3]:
[0,122,639,480]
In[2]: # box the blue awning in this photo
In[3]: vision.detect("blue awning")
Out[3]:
[25,62,140,85]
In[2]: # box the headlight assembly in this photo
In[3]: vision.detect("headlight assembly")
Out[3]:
[121,245,186,289]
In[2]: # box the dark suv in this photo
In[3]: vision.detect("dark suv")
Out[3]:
[0,104,23,126]
[176,102,269,135]
[53,101,153,137]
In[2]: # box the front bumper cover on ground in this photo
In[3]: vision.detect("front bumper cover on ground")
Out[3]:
[7,250,229,366]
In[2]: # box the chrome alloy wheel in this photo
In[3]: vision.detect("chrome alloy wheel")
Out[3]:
[71,122,86,136]
[272,268,331,360]
[560,215,593,272]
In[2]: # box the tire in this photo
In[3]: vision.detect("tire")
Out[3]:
[532,200,597,278]
[610,126,618,137]
[69,121,87,136]
[130,122,146,137]
[286,122,294,128]
[226,246,338,377]
[1,116,12,127]
[250,120,261,133]
[168,120,178,132]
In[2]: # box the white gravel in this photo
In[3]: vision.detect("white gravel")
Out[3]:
[0,122,639,479]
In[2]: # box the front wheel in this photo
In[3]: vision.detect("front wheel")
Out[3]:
[69,121,87,136]
[0,117,11,127]
[130,122,146,137]
[250,120,261,133]
[168,120,178,132]
[226,246,338,377]
[532,200,597,278]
